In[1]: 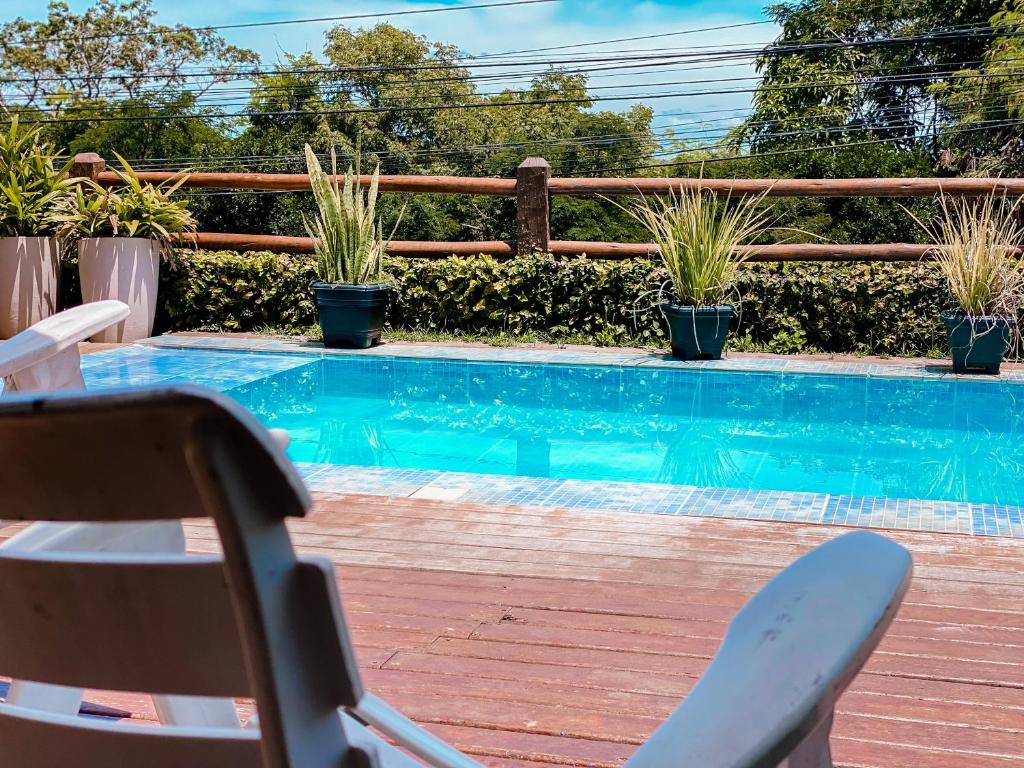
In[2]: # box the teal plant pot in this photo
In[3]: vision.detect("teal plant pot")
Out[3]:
[312,282,389,349]
[661,303,734,360]
[941,311,1015,374]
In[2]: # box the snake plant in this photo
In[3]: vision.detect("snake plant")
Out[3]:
[303,144,401,284]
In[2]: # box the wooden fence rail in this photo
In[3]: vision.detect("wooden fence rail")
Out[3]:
[183,233,955,262]
[74,153,1024,262]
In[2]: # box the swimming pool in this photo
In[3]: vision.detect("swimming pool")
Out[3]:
[70,341,1024,536]
[93,346,1020,507]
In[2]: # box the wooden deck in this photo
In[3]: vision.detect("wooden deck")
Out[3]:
[196,494,1021,767]
[7,491,1022,766]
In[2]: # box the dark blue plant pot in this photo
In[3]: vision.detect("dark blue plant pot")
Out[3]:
[312,282,389,349]
[941,312,1015,375]
[661,303,734,360]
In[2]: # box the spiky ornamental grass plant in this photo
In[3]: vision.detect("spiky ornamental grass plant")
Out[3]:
[621,186,777,307]
[909,193,1024,318]
[303,144,400,285]
[0,117,77,237]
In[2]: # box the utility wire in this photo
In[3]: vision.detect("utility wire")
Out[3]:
[573,117,1024,175]
[4,22,1022,87]
[123,93,1024,175]
[11,62,1024,125]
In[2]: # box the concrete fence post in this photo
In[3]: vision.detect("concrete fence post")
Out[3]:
[515,157,551,256]
[70,152,105,182]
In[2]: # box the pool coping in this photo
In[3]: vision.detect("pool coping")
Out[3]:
[95,337,1024,539]
[139,334,1024,383]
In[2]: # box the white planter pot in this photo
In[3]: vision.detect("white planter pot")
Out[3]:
[0,236,60,339]
[78,237,161,343]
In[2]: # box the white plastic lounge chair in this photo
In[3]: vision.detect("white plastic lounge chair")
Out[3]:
[0,300,129,393]
[0,302,244,727]
[0,386,913,768]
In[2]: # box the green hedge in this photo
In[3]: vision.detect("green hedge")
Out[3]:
[149,249,951,356]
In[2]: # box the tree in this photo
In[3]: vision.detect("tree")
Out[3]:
[932,0,1024,174]
[739,0,1003,152]
[203,24,658,243]
[0,0,257,116]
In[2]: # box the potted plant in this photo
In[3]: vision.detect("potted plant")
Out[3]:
[303,143,401,349]
[56,154,195,343]
[911,194,1024,374]
[0,118,77,338]
[624,186,774,360]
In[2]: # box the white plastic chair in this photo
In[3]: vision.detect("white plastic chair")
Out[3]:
[0,302,244,727]
[0,300,129,393]
[0,386,913,767]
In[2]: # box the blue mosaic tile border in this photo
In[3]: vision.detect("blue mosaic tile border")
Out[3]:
[140,334,1024,384]
[296,463,1024,539]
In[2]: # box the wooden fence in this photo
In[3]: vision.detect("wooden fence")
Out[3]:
[71,153,1024,262]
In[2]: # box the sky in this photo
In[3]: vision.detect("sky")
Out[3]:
[23,0,780,138]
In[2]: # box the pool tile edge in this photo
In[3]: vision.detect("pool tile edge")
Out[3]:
[297,463,1024,539]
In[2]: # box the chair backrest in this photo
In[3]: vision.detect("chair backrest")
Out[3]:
[0,386,366,768]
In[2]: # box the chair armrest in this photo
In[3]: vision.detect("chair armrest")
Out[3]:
[0,301,130,380]
[352,693,485,768]
[624,531,912,768]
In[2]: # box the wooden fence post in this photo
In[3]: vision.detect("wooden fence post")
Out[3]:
[71,152,105,182]
[516,157,551,255]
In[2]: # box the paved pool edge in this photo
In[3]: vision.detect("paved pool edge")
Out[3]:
[140,334,1024,383]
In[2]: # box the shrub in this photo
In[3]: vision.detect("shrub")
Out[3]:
[144,248,952,356]
[158,250,318,332]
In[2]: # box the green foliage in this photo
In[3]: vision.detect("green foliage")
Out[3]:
[55,153,196,248]
[55,93,233,163]
[741,0,1001,151]
[158,250,318,333]
[933,0,1024,174]
[155,249,952,356]
[735,262,947,355]
[185,23,658,245]
[0,118,76,237]
[735,0,1024,178]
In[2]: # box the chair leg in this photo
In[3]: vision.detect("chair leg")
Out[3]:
[779,712,834,768]
[5,682,84,717]
[153,694,241,728]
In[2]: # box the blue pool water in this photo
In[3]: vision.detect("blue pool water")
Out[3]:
[206,353,1024,506]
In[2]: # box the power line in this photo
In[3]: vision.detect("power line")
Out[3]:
[122,91,1024,175]
[5,22,1022,88]
[574,117,1024,175]
[12,62,1024,125]
[6,49,1007,113]
[469,20,775,58]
